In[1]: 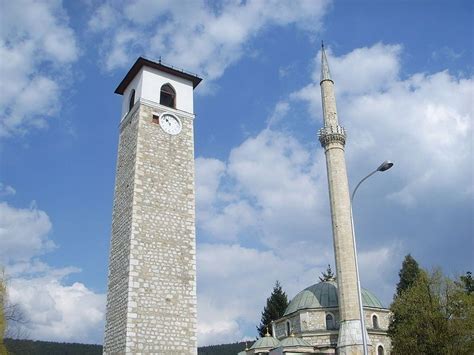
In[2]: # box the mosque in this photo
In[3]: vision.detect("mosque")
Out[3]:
[240,280,391,354]
[239,45,392,355]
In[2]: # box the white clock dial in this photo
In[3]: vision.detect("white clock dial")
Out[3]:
[159,113,182,135]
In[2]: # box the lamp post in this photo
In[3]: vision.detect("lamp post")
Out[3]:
[350,160,394,355]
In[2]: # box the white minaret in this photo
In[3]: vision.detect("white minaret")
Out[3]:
[318,44,370,354]
[104,57,201,354]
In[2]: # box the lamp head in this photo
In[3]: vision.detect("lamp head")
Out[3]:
[377,160,394,172]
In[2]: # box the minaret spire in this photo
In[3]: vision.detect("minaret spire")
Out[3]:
[318,44,371,354]
[320,42,333,84]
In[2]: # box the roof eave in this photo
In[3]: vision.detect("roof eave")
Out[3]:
[114,57,202,95]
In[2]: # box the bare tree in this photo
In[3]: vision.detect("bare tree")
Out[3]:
[1,269,29,340]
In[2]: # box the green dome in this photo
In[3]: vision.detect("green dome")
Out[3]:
[250,334,281,350]
[284,281,384,316]
[280,335,313,347]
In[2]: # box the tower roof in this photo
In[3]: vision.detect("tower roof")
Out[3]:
[115,57,202,94]
[283,281,385,316]
[320,43,333,84]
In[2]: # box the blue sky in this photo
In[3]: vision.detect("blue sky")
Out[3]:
[0,0,473,346]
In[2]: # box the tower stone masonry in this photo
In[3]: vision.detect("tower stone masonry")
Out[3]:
[104,58,201,354]
[318,46,370,355]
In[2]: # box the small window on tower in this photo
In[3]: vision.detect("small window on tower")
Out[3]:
[286,321,291,336]
[160,84,176,108]
[129,89,136,111]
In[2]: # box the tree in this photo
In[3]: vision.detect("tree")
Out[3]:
[257,281,289,337]
[1,269,28,341]
[389,265,474,355]
[459,271,474,294]
[1,271,7,354]
[319,264,335,282]
[395,254,420,297]
[389,270,449,354]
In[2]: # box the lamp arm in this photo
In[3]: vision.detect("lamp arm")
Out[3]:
[351,170,378,203]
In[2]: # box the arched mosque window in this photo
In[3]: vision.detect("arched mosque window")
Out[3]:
[377,345,384,355]
[372,314,379,329]
[326,313,336,330]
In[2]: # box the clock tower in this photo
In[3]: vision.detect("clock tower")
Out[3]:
[104,57,201,354]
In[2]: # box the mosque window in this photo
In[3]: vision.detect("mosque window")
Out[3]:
[372,314,379,329]
[160,83,176,108]
[286,320,291,336]
[129,89,135,111]
[326,313,336,330]
[377,345,384,355]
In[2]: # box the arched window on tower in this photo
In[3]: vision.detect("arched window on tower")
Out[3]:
[160,84,176,108]
[286,321,291,336]
[372,314,379,329]
[377,345,384,355]
[326,313,335,330]
[128,89,136,112]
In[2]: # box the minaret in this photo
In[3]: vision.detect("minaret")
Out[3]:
[318,44,370,354]
[104,58,201,354]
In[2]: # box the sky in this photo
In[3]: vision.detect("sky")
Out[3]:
[0,0,473,347]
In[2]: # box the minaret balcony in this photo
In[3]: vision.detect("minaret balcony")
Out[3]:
[318,125,346,147]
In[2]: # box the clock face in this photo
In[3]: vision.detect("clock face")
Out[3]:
[159,113,182,135]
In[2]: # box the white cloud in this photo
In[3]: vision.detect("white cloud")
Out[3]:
[88,0,331,84]
[0,202,55,263]
[0,198,105,344]
[292,43,473,205]
[0,183,16,197]
[0,0,78,138]
[358,243,403,306]
[8,271,105,344]
[196,129,331,251]
[197,243,321,346]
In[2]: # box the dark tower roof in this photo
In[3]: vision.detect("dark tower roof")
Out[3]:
[115,57,202,95]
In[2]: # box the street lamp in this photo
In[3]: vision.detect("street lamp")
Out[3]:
[350,160,394,355]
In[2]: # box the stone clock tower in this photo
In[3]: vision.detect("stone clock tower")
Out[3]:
[104,57,201,354]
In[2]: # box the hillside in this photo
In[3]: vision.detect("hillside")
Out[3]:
[3,339,249,355]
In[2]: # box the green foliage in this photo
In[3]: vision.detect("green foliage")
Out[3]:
[257,281,289,337]
[459,271,474,294]
[319,264,335,282]
[389,262,474,355]
[395,254,420,297]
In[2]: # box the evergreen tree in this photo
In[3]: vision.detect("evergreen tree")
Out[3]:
[319,264,335,282]
[257,281,289,337]
[395,254,420,297]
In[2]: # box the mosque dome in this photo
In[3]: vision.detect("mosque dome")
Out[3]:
[284,281,384,316]
[250,333,281,350]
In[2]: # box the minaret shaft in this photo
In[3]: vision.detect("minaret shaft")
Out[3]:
[318,46,368,354]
